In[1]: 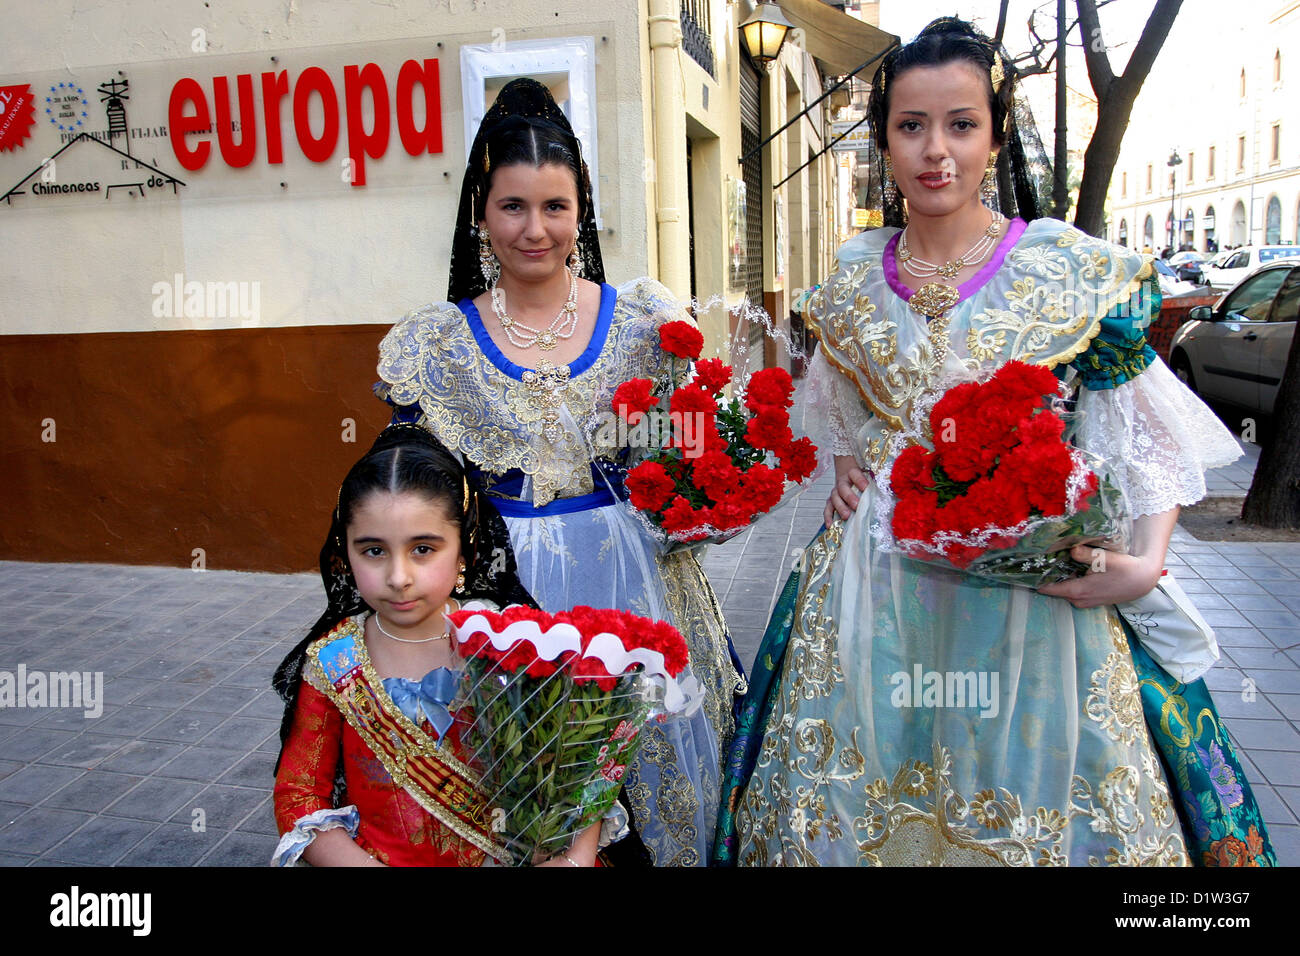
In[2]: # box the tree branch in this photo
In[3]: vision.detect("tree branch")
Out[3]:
[994,0,1010,46]
[1013,47,1058,78]
[1117,0,1183,85]
[1013,9,1059,78]
[1075,0,1115,101]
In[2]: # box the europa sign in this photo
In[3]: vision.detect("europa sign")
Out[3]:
[0,39,450,208]
[169,59,442,186]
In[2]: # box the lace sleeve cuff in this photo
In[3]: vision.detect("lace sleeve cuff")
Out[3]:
[827,389,855,456]
[801,347,868,462]
[270,806,361,868]
[1074,358,1243,517]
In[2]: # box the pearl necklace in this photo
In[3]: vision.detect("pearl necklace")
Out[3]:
[491,269,579,351]
[898,212,1004,281]
[372,610,449,644]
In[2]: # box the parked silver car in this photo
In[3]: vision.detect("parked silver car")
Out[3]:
[1169,259,1299,416]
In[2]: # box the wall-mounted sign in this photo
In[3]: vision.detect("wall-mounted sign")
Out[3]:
[830,119,870,152]
[0,38,448,209]
[0,84,37,152]
[2,76,185,205]
[168,59,441,186]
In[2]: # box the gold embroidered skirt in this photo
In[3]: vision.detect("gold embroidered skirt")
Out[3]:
[735,507,1189,866]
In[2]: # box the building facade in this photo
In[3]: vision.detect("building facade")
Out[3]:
[0,0,890,569]
[1106,2,1299,254]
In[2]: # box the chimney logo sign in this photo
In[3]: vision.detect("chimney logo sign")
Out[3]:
[2,74,184,206]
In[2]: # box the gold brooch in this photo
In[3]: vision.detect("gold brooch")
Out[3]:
[909,282,960,318]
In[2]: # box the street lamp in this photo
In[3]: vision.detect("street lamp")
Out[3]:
[740,2,794,68]
[1166,149,1182,254]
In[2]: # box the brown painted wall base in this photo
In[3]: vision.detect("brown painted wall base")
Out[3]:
[1,325,394,572]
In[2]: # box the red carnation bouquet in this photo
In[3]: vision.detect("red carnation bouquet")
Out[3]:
[886,361,1128,586]
[612,319,818,549]
[448,605,692,865]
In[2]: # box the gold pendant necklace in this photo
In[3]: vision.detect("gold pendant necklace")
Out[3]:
[900,212,1004,320]
[898,212,1004,281]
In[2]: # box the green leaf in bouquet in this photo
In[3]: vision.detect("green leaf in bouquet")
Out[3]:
[457,643,673,864]
[928,460,972,506]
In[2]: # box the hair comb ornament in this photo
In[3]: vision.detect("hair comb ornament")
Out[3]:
[991,52,1005,93]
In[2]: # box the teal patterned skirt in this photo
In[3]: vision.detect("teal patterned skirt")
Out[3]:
[713,531,1277,867]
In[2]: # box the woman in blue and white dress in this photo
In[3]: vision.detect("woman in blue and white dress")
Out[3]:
[377,79,742,866]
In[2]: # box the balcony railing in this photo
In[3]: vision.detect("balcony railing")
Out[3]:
[681,0,716,78]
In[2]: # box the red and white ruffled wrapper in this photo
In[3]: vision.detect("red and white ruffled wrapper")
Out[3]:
[450,611,700,714]
[448,607,699,864]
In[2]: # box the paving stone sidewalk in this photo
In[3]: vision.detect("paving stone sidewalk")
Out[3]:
[1,444,1296,866]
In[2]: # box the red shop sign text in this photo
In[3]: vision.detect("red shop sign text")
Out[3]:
[168,59,442,187]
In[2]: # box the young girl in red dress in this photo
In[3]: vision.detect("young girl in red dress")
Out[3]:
[271,425,601,866]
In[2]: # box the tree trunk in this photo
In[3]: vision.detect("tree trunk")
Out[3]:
[1242,292,1300,528]
[1073,95,1132,236]
[1053,0,1070,220]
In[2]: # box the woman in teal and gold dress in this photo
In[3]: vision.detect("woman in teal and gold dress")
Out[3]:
[716,19,1276,867]
[377,80,742,866]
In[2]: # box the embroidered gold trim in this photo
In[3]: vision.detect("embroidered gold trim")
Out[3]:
[807,275,905,431]
[734,522,1189,867]
[377,278,684,506]
[806,223,1158,456]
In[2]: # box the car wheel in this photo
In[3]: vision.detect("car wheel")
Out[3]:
[1172,353,1197,392]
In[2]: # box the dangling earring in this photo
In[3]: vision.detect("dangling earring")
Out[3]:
[981,152,999,208]
[478,226,500,286]
[455,562,466,594]
[568,235,582,278]
[883,155,898,207]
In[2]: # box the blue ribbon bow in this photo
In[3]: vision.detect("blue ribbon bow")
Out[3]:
[382,667,460,739]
